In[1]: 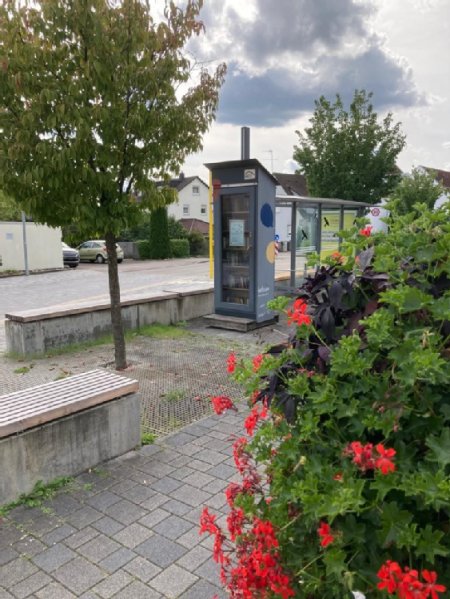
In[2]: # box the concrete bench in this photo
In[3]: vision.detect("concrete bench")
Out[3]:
[5,285,214,356]
[0,369,140,505]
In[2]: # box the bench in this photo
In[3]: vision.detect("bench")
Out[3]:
[0,369,140,505]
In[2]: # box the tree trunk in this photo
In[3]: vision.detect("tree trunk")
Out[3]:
[105,231,127,370]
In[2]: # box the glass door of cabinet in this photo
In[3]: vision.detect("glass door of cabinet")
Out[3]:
[220,192,253,306]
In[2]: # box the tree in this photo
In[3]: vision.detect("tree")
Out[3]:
[0,0,225,369]
[293,90,406,204]
[149,207,171,259]
[389,167,448,214]
[0,190,22,221]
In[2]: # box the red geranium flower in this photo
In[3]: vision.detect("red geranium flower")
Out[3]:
[422,570,447,599]
[331,250,344,263]
[377,560,403,593]
[252,353,264,372]
[287,298,312,326]
[359,225,372,237]
[244,404,268,436]
[345,441,375,471]
[227,352,237,374]
[199,507,219,535]
[211,395,236,415]
[376,561,446,599]
[374,444,396,475]
[317,521,335,547]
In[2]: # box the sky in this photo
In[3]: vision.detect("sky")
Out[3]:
[180,0,450,182]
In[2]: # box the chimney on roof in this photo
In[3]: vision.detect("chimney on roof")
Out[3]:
[241,127,250,160]
[179,171,185,180]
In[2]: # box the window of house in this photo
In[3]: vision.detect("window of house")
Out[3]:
[192,185,200,194]
[201,204,207,215]
[183,204,190,216]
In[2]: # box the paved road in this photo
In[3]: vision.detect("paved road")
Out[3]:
[0,255,293,351]
[0,255,293,319]
[0,258,213,319]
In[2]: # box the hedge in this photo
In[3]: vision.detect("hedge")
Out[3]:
[170,238,189,258]
[135,240,151,259]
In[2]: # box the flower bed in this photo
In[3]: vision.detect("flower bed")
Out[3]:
[201,204,450,598]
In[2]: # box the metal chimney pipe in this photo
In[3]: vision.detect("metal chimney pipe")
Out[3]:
[241,127,250,160]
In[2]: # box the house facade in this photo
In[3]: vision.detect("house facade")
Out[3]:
[421,166,450,208]
[164,174,210,223]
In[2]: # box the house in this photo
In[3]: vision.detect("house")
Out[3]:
[178,218,210,236]
[159,174,210,225]
[421,166,450,208]
[422,166,450,189]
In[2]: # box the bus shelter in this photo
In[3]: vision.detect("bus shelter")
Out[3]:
[275,194,370,290]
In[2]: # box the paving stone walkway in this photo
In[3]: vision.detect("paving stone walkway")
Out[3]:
[0,313,293,598]
[0,409,248,598]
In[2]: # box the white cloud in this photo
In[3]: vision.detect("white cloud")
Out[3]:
[181,0,450,177]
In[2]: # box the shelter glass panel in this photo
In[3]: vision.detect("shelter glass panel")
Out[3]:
[320,207,341,259]
[296,206,319,256]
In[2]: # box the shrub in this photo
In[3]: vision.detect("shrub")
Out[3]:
[135,239,151,259]
[201,204,450,598]
[187,230,207,255]
[168,216,187,239]
[149,207,171,259]
[170,238,189,258]
[118,213,152,242]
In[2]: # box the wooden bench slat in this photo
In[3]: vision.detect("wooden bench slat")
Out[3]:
[0,380,137,419]
[0,369,139,438]
[0,380,138,422]
[0,372,138,414]
[0,376,136,412]
[0,370,137,400]
[0,370,135,403]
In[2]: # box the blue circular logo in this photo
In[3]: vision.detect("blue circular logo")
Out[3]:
[260,203,274,228]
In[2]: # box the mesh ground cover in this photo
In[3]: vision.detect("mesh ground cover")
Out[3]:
[0,318,289,437]
[111,334,248,436]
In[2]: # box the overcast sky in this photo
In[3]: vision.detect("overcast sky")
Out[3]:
[181,0,450,181]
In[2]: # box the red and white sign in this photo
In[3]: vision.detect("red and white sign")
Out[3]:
[371,207,381,217]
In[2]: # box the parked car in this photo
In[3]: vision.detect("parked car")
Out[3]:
[77,240,124,264]
[62,242,80,268]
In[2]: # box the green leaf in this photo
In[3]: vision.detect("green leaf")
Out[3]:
[429,294,450,321]
[324,547,347,578]
[426,428,450,466]
[378,502,413,547]
[371,471,399,502]
[416,525,448,562]
[379,286,434,313]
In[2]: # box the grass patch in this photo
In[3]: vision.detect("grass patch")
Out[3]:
[0,477,74,516]
[126,322,192,340]
[141,432,156,446]
[162,389,185,402]
[13,364,34,375]
[5,323,192,361]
